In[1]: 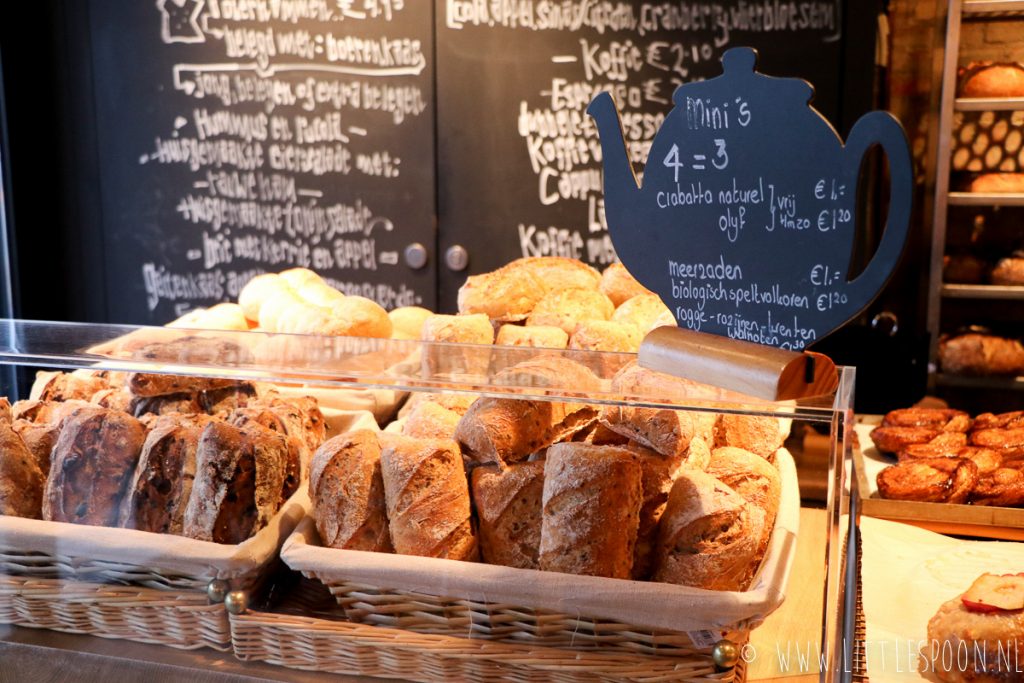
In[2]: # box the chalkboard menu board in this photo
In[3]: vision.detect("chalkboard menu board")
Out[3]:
[436,1,847,305]
[87,0,436,323]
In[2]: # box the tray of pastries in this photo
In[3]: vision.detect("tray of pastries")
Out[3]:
[854,408,1024,540]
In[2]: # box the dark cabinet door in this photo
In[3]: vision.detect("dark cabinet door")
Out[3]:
[434,1,851,310]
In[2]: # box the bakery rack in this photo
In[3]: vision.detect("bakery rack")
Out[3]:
[926,0,1024,397]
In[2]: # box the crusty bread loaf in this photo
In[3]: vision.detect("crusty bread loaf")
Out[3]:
[11,419,59,473]
[90,388,133,412]
[31,371,107,403]
[961,64,1024,98]
[119,414,213,534]
[379,435,477,560]
[398,392,477,420]
[389,306,433,340]
[129,392,204,418]
[492,356,602,395]
[495,324,569,349]
[526,288,615,334]
[512,257,601,294]
[471,461,545,569]
[183,421,290,544]
[599,263,652,307]
[420,314,495,345]
[0,421,44,519]
[599,403,694,459]
[990,256,1024,286]
[401,401,462,440]
[653,469,766,590]
[539,443,642,578]
[309,430,392,552]
[713,414,784,460]
[456,398,595,467]
[200,382,259,415]
[627,442,685,579]
[611,294,674,335]
[707,446,781,554]
[968,172,1024,193]
[938,333,1024,376]
[43,407,148,527]
[12,399,92,425]
[457,266,546,321]
[0,397,10,423]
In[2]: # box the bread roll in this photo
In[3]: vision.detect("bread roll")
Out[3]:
[258,287,306,332]
[275,302,338,335]
[599,404,694,459]
[990,256,1024,286]
[119,414,213,534]
[458,266,546,321]
[511,257,601,293]
[309,430,392,552]
[13,399,93,425]
[600,263,652,306]
[389,306,433,340]
[569,320,642,355]
[279,267,325,289]
[493,356,602,394]
[714,414,784,460]
[200,382,259,416]
[31,371,107,402]
[612,294,673,335]
[527,288,615,334]
[398,392,476,419]
[471,461,545,569]
[239,273,290,322]
[962,64,1024,98]
[939,333,1024,376]
[968,173,1024,193]
[183,421,291,543]
[11,419,59,473]
[707,446,781,554]
[539,443,642,578]
[0,421,44,519]
[627,443,685,579]
[420,313,495,345]
[296,280,346,309]
[495,324,569,349]
[456,398,596,467]
[653,469,766,590]
[43,407,148,527]
[401,401,461,440]
[329,296,392,338]
[379,436,477,560]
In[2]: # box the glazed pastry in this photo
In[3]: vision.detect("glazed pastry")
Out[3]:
[870,425,942,454]
[969,462,1024,507]
[876,457,978,503]
[970,428,1024,459]
[973,411,1024,430]
[882,408,971,430]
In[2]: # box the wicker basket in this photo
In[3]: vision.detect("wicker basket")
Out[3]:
[230,580,748,682]
[0,574,231,651]
[0,490,311,648]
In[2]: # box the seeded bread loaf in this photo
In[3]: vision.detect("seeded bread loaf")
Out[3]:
[471,461,545,569]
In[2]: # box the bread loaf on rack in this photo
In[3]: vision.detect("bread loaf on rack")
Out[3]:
[379,435,477,560]
[961,64,1024,98]
[43,406,148,527]
[539,443,642,578]
[0,421,45,519]
[309,430,392,552]
[471,461,545,569]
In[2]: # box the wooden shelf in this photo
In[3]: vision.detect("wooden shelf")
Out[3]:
[947,191,1024,206]
[934,373,1024,389]
[954,96,1024,111]
[962,0,1024,14]
[942,284,1024,299]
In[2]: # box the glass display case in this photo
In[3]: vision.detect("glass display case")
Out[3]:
[0,319,857,683]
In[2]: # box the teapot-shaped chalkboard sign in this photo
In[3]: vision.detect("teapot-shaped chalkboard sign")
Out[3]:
[588,47,911,351]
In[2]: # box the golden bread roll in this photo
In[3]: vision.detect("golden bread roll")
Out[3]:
[569,320,642,356]
[938,333,1024,376]
[329,296,392,338]
[379,435,477,560]
[297,280,346,309]
[279,267,325,289]
[457,266,545,321]
[389,306,433,340]
[420,313,494,345]
[401,401,462,440]
[714,414,784,460]
[968,173,1024,193]
[961,64,1024,98]
[471,461,545,569]
[526,288,615,334]
[611,293,674,335]
[259,288,305,332]
[627,442,685,579]
[309,430,392,552]
[275,302,337,335]
[239,273,290,322]
[599,262,652,306]
[495,324,569,349]
[707,446,781,554]
[653,469,766,590]
[539,443,642,578]
[509,256,601,293]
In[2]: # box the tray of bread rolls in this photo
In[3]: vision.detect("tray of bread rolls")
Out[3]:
[854,409,1024,541]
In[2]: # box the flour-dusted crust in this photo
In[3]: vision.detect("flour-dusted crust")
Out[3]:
[472,461,545,569]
